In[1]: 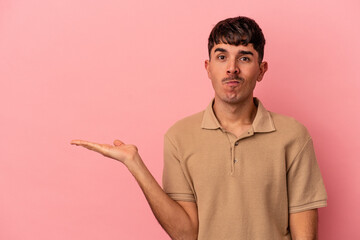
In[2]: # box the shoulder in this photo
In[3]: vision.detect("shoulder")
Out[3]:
[165,110,205,140]
[270,111,311,141]
[266,111,315,164]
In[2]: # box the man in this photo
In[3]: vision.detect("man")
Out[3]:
[71,16,327,240]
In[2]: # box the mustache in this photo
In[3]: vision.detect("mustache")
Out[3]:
[222,76,244,82]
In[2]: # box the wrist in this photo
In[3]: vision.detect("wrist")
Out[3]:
[124,154,145,174]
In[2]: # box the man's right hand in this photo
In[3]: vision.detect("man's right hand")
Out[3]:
[70,139,139,166]
[70,138,198,239]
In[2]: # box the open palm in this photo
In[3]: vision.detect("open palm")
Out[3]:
[71,139,138,164]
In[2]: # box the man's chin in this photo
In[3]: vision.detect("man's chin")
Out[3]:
[222,97,242,105]
[220,95,252,105]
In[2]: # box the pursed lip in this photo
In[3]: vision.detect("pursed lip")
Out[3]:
[224,80,241,87]
[224,80,240,84]
[222,76,243,84]
[222,78,243,87]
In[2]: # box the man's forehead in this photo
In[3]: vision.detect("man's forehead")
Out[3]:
[212,43,256,53]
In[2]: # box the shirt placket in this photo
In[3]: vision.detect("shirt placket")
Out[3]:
[227,129,255,175]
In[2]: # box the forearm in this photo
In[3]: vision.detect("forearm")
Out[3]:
[126,156,198,240]
[71,139,197,239]
[291,235,317,240]
[291,234,317,240]
[290,209,318,240]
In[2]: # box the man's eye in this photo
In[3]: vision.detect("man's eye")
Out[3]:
[218,55,226,60]
[239,57,250,62]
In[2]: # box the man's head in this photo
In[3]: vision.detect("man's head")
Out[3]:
[208,16,265,63]
[205,16,268,106]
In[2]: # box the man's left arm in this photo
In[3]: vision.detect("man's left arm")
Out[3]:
[289,209,318,240]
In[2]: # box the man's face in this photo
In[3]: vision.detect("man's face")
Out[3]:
[205,43,268,105]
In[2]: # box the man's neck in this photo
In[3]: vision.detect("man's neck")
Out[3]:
[213,97,257,137]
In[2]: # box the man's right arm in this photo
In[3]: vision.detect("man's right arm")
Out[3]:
[71,139,198,240]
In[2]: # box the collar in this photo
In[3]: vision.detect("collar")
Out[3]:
[201,98,276,133]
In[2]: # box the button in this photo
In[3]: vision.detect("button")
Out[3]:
[235,141,239,146]
[234,159,238,163]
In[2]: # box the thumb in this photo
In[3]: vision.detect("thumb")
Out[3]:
[113,139,124,146]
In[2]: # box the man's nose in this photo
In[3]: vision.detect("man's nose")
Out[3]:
[226,59,239,74]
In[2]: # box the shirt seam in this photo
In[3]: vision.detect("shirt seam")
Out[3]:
[287,136,312,172]
[289,199,327,213]
[289,199,327,209]
[164,134,182,163]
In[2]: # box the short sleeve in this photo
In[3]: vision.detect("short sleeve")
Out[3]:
[287,137,327,213]
[162,134,195,202]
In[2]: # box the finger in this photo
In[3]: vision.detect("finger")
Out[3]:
[71,139,103,152]
[71,139,84,145]
[113,139,124,146]
[71,139,94,146]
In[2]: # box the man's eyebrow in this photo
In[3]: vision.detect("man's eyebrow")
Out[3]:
[238,50,254,55]
[214,48,227,53]
[213,48,254,56]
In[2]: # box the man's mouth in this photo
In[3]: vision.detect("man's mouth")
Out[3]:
[222,77,243,86]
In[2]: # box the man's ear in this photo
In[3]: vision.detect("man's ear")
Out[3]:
[257,61,268,82]
[205,59,209,70]
[205,59,210,76]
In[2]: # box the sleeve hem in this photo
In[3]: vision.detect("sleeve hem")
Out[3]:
[289,199,327,213]
[167,193,196,202]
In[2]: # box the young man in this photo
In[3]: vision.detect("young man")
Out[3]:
[71,16,327,240]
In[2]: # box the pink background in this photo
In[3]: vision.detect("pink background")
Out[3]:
[1,0,359,239]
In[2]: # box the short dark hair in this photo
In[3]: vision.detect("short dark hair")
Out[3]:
[208,16,266,63]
